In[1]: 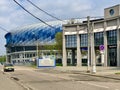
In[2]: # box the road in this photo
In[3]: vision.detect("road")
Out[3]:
[0,65,25,90]
[1,65,120,90]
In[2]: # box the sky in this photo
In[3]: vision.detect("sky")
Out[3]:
[0,0,120,56]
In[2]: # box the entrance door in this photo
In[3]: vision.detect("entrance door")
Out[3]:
[108,48,117,66]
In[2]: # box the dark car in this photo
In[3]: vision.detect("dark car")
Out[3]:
[3,63,14,72]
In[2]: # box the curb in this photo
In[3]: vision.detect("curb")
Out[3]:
[80,72,120,80]
[54,69,120,81]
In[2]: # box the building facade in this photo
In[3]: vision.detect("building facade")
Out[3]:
[5,21,63,64]
[63,5,120,67]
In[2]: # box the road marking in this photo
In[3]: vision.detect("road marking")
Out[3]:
[87,83,109,89]
[77,81,109,89]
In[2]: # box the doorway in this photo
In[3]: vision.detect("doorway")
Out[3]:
[108,47,117,66]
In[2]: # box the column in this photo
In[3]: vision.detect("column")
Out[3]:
[6,47,8,63]
[10,54,12,63]
[76,25,81,66]
[62,27,67,66]
[91,23,96,73]
[117,18,120,67]
[104,21,108,67]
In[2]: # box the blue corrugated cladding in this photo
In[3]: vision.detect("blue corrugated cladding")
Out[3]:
[5,22,62,46]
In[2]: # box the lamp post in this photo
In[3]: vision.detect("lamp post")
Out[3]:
[91,22,96,74]
[87,16,90,73]
[32,32,39,61]
[36,40,39,60]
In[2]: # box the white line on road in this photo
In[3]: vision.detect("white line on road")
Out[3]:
[77,81,110,89]
[87,83,109,89]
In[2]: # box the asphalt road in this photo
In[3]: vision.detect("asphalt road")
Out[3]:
[0,65,25,90]
[1,65,120,90]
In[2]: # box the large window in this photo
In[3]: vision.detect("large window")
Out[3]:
[80,34,88,47]
[107,30,117,45]
[94,32,104,46]
[66,35,77,48]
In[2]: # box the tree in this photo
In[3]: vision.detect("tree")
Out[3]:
[55,32,63,53]
[0,56,6,63]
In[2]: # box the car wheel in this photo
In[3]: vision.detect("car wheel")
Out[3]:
[4,69,6,72]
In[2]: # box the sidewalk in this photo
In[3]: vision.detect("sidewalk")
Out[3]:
[54,66,120,80]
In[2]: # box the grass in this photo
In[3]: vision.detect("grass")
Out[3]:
[115,72,120,75]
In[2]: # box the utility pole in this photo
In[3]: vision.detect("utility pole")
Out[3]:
[87,16,90,73]
[91,22,96,74]
[36,40,39,60]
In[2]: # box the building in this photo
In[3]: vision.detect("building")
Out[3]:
[63,4,120,67]
[5,21,63,64]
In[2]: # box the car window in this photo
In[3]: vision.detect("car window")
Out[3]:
[4,64,13,67]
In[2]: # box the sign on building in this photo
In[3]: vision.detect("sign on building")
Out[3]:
[99,45,105,64]
[99,45,104,51]
[37,56,56,67]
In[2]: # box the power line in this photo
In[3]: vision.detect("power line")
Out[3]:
[0,26,9,32]
[26,0,63,21]
[13,0,56,29]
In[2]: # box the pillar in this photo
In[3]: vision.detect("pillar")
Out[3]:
[91,23,96,73]
[62,27,67,66]
[104,21,108,67]
[117,18,120,67]
[76,25,82,66]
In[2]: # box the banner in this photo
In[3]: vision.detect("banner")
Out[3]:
[37,56,55,67]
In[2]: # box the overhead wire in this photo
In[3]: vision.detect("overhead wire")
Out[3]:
[13,0,104,29]
[26,0,63,21]
[13,0,56,29]
[0,26,9,32]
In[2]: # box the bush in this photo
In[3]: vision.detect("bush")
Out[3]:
[56,63,62,66]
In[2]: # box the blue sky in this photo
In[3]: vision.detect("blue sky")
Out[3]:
[0,0,120,55]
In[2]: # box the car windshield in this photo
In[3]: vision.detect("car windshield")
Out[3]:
[4,64,13,67]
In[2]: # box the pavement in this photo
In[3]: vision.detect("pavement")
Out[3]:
[0,66,25,90]
[53,66,120,80]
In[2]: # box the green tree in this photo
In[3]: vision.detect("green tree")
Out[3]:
[0,56,6,63]
[55,32,63,53]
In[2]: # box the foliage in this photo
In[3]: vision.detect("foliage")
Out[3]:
[56,63,63,66]
[115,72,120,75]
[0,56,6,62]
[95,49,100,55]
[55,32,63,52]
[81,50,87,55]
[44,45,56,50]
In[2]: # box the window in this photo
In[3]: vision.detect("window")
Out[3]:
[94,32,104,46]
[65,35,77,48]
[107,30,117,45]
[80,34,88,47]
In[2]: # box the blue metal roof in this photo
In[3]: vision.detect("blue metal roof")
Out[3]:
[5,21,63,46]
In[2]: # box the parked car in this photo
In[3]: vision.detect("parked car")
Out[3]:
[3,63,14,72]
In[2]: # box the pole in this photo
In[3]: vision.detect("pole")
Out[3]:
[91,22,96,74]
[87,16,90,73]
[24,46,25,62]
[101,51,104,66]
[36,40,39,60]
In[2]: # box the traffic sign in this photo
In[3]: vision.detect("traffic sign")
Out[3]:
[99,45,104,51]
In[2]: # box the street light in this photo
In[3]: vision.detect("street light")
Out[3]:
[87,16,90,73]
[87,16,96,73]
[91,22,96,74]
[32,31,39,61]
